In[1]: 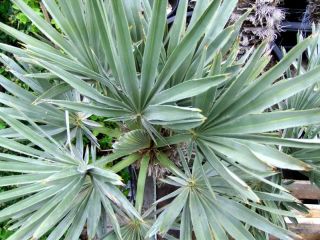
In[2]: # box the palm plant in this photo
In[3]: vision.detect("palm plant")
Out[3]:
[0,0,320,239]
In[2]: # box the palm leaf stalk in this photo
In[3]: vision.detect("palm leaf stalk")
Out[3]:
[0,0,319,239]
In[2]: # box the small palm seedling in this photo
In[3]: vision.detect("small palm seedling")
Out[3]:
[0,0,320,239]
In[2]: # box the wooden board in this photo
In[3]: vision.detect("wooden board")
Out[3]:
[286,182,320,239]
[271,180,320,240]
[270,205,320,240]
[285,180,320,239]
[270,225,320,239]
[292,204,320,219]
[286,224,320,240]
[286,180,320,200]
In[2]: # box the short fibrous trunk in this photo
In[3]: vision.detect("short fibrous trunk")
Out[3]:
[307,0,320,23]
[231,0,284,54]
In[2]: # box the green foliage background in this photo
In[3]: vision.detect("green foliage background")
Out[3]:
[0,0,40,46]
[0,0,40,128]
[0,0,40,68]
[0,1,40,237]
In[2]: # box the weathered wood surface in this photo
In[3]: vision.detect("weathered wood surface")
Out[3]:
[269,204,320,240]
[270,180,320,240]
[286,223,320,240]
[284,181,320,240]
[288,204,320,239]
[286,180,320,200]
[292,204,320,219]
[270,223,320,240]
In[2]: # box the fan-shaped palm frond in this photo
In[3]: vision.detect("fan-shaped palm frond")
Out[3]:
[0,113,140,240]
[0,54,101,146]
[148,152,301,240]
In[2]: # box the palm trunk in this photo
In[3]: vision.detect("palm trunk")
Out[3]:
[307,0,320,23]
[231,0,284,54]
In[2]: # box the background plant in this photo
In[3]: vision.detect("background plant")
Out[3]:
[0,0,320,240]
[0,0,41,138]
[0,0,40,44]
[280,28,320,187]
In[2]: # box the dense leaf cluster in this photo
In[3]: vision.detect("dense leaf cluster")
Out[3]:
[0,1,319,240]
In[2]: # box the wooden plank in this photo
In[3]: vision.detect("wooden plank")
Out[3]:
[270,223,320,240]
[271,181,320,239]
[286,204,320,237]
[292,204,320,218]
[270,205,320,240]
[286,180,320,200]
[288,224,320,240]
